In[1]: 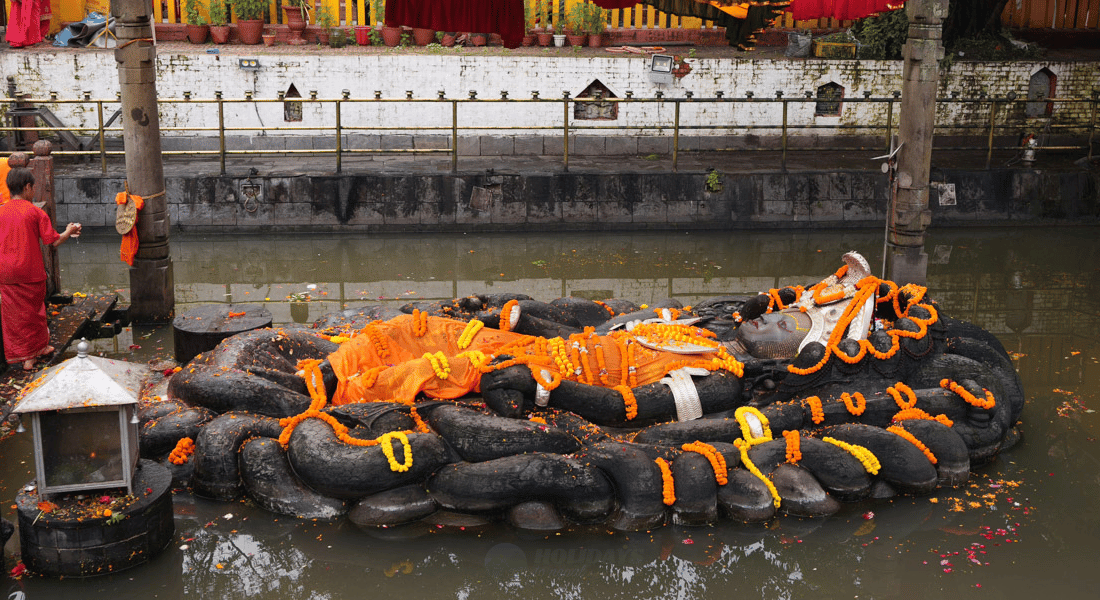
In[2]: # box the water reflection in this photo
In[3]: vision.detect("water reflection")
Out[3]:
[2,227,1098,599]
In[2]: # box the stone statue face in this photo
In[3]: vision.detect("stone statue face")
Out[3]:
[734,311,811,359]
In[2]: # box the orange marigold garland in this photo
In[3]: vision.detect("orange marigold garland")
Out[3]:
[892,407,953,427]
[168,437,195,464]
[782,430,802,463]
[614,384,639,420]
[655,457,676,506]
[940,378,996,410]
[887,425,938,464]
[807,395,825,424]
[409,407,432,433]
[840,392,866,416]
[886,382,918,410]
[412,309,428,337]
[682,441,728,485]
[499,300,519,332]
[529,416,547,425]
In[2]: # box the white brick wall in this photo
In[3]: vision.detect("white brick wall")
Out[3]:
[3,50,1097,138]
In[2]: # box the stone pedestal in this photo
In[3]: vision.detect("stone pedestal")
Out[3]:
[172,303,273,364]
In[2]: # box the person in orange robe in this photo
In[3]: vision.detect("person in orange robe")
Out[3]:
[0,168,81,370]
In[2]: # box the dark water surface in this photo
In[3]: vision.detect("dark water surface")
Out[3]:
[2,227,1098,599]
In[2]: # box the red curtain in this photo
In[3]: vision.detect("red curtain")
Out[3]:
[788,0,904,21]
[385,0,526,48]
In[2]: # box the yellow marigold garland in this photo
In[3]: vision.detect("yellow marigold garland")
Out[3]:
[806,395,825,424]
[940,378,996,410]
[614,384,639,420]
[735,438,781,508]
[655,457,676,506]
[682,441,728,485]
[887,425,938,464]
[782,430,802,463]
[887,382,918,410]
[423,351,451,380]
[735,406,773,445]
[457,319,485,349]
[840,392,866,416]
[168,437,195,465]
[379,431,414,472]
[548,337,575,376]
[456,350,489,371]
[499,300,519,332]
[822,437,881,475]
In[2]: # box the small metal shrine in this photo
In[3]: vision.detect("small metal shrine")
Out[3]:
[12,340,150,500]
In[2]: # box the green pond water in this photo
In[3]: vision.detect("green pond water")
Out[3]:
[1,227,1097,599]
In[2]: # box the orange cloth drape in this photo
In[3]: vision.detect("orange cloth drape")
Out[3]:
[115,192,143,266]
[327,314,739,406]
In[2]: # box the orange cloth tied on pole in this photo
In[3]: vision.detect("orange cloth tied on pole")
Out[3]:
[116,192,143,265]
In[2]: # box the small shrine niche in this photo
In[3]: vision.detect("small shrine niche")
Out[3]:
[284,84,303,122]
[815,82,844,116]
[1026,68,1056,118]
[574,80,619,121]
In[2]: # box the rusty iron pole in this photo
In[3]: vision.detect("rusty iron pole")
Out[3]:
[886,0,949,286]
[113,0,175,323]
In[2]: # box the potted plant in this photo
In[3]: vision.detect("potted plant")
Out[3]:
[229,0,267,45]
[184,0,209,44]
[208,1,231,44]
[412,26,435,46]
[536,0,553,46]
[552,21,565,47]
[329,27,348,48]
[282,0,311,45]
[314,3,334,45]
[565,4,586,47]
[521,0,535,46]
[584,4,606,48]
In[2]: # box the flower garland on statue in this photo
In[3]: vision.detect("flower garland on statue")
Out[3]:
[940,378,996,410]
[891,406,953,427]
[806,395,825,424]
[822,436,881,475]
[886,425,938,464]
[886,381,918,410]
[655,457,676,506]
[840,391,866,416]
[733,407,781,508]
[457,319,484,349]
[412,309,429,337]
[782,430,802,464]
[613,384,639,420]
[168,437,195,464]
[423,351,451,380]
[499,300,519,332]
[682,441,728,485]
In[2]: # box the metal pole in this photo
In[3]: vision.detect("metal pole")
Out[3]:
[1088,92,1098,162]
[673,101,680,172]
[335,98,343,173]
[885,95,895,154]
[114,0,174,323]
[452,100,458,173]
[563,94,570,172]
[985,100,997,169]
[97,100,107,173]
[217,91,225,175]
[780,96,788,171]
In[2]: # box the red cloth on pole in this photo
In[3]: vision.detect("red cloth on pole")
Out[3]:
[385,0,526,48]
[4,0,49,49]
[788,0,903,21]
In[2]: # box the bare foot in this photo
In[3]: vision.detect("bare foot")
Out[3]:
[38,345,55,357]
[22,359,35,371]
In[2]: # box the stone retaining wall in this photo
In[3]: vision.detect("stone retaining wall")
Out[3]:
[54,167,1099,232]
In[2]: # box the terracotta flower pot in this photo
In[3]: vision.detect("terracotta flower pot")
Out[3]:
[412,27,435,46]
[521,34,535,47]
[587,34,602,48]
[185,24,209,44]
[237,19,264,45]
[536,32,553,46]
[262,33,277,47]
[210,25,230,44]
[566,34,585,47]
[283,6,307,45]
[471,33,487,46]
[381,26,402,47]
[441,32,456,47]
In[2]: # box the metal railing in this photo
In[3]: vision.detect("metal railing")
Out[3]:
[2,90,1096,174]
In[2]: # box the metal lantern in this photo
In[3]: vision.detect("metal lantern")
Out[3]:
[11,340,149,500]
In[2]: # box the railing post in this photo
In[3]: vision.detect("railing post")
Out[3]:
[452,99,458,173]
[563,91,570,172]
[886,91,898,154]
[1088,90,1098,162]
[216,91,225,175]
[985,99,998,170]
[673,98,680,172]
[779,91,787,171]
[335,97,343,173]
[97,100,107,174]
